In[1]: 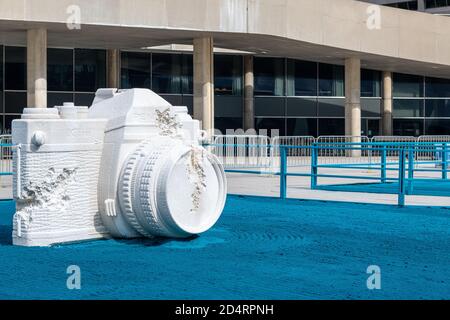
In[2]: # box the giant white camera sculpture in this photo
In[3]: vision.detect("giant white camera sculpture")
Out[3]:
[12,89,227,247]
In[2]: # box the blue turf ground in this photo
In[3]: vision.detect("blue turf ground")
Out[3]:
[0,196,449,300]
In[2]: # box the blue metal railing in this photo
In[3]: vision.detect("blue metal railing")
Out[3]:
[2,141,450,206]
[211,141,450,207]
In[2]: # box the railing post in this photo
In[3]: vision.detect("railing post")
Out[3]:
[280,146,287,199]
[407,147,414,195]
[381,147,386,184]
[398,148,406,207]
[442,143,447,180]
[311,143,318,189]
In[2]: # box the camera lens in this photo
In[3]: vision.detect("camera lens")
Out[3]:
[118,136,227,238]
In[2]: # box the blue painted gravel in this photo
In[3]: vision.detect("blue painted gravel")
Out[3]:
[0,196,449,299]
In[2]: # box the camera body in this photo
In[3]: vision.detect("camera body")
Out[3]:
[12,89,227,247]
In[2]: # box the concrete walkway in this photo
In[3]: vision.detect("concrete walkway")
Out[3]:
[226,166,450,207]
[0,176,11,200]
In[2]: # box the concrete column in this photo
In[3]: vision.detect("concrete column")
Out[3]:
[344,57,361,156]
[243,55,254,131]
[418,0,425,11]
[193,37,214,136]
[27,28,47,108]
[107,49,121,88]
[382,71,393,136]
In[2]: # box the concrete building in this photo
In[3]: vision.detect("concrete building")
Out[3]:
[0,0,450,137]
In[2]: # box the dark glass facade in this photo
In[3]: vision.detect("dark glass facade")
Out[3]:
[2,46,27,130]
[121,51,194,115]
[254,57,285,96]
[48,48,73,91]
[120,52,243,133]
[318,63,344,97]
[75,49,106,92]
[1,44,450,136]
[254,57,382,137]
[286,59,317,96]
[121,51,151,89]
[151,53,182,94]
[393,73,450,136]
[0,46,106,131]
[4,46,26,91]
[214,55,242,96]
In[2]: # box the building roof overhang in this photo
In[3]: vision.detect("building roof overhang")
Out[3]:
[0,0,449,78]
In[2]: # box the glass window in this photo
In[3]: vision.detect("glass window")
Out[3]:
[318,98,345,117]
[361,69,381,97]
[214,55,242,96]
[48,48,74,91]
[5,92,26,114]
[361,98,381,117]
[393,73,423,97]
[286,97,317,117]
[425,119,450,135]
[255,118,285,136]
[182,95,193,115]
[254,97,285,116]
[361,119,367,137]
[286,118,317,136]
[121,52,150,89]
[318,118,345,135]
[215,96,243,118]
[215,117,243,133]
[368,119,380,137]
[319,63,344,97]
[388,0,418,10]
[47,93,73,108]
[182,54,193,95]
[254,57,285,96]
[286,59,317,96]
[75,49,106,92]
[393,119,423,136]
[425,77,450,97]
[426,0,450,9]
[5,46,26,90]
[393,99,423,117]
[425,99,450,117]
[4,114,21,131]
[74,93,95,106]
[0,45,3,90]
[361,119,380,137]
[159,94,182,106]
[152,53,181,94]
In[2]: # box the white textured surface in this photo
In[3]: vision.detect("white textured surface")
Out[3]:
[12,147,107,246]
[95,89,226,240]
[12,88,227,246]
[118,136,226,238]
[186,145,208,212]
[12,105,108,246]
[155,108,181,137]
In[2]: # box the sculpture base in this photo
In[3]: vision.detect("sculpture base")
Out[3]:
[12,228,110,247]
